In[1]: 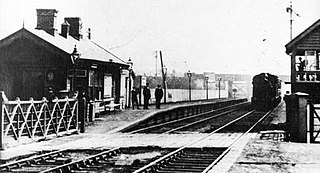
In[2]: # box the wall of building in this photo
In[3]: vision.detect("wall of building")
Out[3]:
[0,36,68,100]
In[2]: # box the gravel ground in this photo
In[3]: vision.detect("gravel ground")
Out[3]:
[228,135,320,173]
[227,102,320,173]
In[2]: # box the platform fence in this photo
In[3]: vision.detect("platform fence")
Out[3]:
[0,91,78,150]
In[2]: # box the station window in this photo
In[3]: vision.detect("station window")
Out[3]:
[296,51,319,72]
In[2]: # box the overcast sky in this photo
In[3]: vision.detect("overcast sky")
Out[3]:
[1,0,320,76]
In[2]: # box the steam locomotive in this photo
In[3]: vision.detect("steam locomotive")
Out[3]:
[251,73,282,111]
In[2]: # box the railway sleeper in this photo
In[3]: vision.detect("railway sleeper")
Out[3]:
[71,170,92,173]
[39,158,72,165]
[10,166,52,172]
[163,163,208,169]
[183,150,225,154]
[83,164,106,169]
[30,163,63,167]
[157,166,205,172]
[97,160,115,165]
[165,161,209,167]
[180,154,220,159]
[180,153,220,159]
[172,158,214,163]
[156,171,202,173]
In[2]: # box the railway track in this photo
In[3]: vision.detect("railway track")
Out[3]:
[0,148,120,173]
[0,147,174,173]
[1,101,274,173]
[133,110,272,173]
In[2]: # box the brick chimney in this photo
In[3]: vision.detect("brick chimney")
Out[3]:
[35,9,58,36]
[64,17,82,40]
[60,20,70,38]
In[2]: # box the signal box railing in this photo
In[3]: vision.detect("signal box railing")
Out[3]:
[309,103,320,143]
[296,71,320,82]
[0,91,79,150]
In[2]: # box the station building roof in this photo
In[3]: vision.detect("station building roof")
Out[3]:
[285,18,320,55]
[0,27,129,67]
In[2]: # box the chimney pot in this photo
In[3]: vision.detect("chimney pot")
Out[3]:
[64,17,82,40]
[60,20,70,38]
[36,9,58,36]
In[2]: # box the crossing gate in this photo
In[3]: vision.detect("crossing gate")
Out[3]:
[309,103,320,143]
[0,91,79,149]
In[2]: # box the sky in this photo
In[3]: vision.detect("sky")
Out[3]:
[0,0,320,76]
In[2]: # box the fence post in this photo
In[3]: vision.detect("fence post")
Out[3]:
[89,101,94,122]
[0,94,3,150]
[0,91,7,150]
[78,97,86,133]
[309,103,314,143]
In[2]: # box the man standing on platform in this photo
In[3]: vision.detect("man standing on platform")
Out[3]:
[143,83,151,109]
[155,84,163,109]
[131,87,140,110]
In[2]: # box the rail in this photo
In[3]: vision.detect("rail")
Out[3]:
[133,110,265,173]
[0,91,79,150]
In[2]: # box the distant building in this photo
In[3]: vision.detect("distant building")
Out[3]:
[0,9,130,104]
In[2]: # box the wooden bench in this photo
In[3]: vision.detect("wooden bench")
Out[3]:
[94,98,122,115]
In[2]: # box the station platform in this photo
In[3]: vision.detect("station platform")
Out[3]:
[1,100,320,172]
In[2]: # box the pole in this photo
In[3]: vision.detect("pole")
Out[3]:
[155,51,158,77]
[73,64,76,92]
[159,51,166,103]
[218,79,221,99]
[287,1,300,40]
[78,96,86,133]
[206,80,208,100]
[139,76,142,106]
[189,76,191,101]
[289,1,293,40]
[128,72,131,108]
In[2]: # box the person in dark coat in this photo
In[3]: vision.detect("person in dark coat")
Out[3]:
[143,83,151,109]
[47,87,55,103]
[155,84,163,109]
[131,87,140,109]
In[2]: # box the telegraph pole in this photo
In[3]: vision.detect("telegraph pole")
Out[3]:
[155,51,158,77]
[159,51,167,103]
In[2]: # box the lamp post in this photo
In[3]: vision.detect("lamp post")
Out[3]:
[163,66,167,103]
[127,57,133,108]
[205,76,209,100]
[218,76,222,99]
[187,70,192,101]
[71,45,80,92]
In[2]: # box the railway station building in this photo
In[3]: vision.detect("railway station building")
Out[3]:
[285,18,320,102]
[0,9,131,106]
